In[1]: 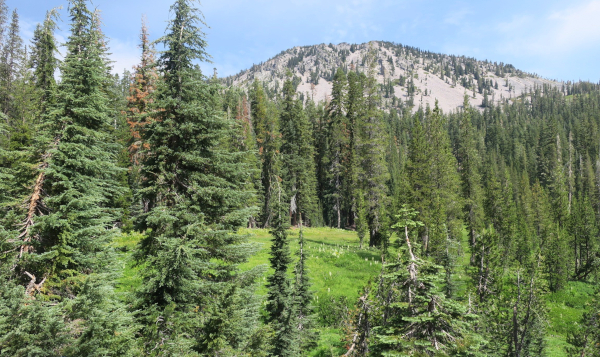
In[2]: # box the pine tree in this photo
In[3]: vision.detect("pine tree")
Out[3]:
[0,9,23,120]
[126,17,157,166]
[458,95,485,265]
[29,8,60,109]
[327,67,348,228]
[292,224,319,350]
[357,46,389,247]
[251,80,281,227]
[1,1,136,355]
[370,206,484,356]
[266,194,299,356]
[280,75,319,226]
[133,0,262,353]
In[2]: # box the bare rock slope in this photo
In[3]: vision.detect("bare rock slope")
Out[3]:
[225,41,561,113]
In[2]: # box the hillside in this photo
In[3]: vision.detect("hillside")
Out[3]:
[224,41,560,112]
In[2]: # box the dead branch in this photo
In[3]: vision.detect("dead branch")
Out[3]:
[344,293,369,356]
[24,271,46,297]
[17,134,62,258]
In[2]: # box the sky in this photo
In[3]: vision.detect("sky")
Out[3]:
[8,0,600,82]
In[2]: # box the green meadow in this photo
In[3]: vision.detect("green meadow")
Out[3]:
[112,228,594,356]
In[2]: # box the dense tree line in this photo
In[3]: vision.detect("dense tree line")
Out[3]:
[1,0,600,355]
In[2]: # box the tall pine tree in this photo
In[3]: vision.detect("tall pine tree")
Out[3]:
[133,0,263,354]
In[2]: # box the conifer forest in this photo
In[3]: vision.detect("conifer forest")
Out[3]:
[2,0,600,356]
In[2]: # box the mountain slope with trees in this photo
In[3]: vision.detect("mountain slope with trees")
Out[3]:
[225,41,562,113]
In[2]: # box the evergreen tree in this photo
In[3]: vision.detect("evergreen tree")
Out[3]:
[0,0,7,49]
[126,17,157,167]
[1,1,136,355]
[250,80,281,227]
[370,206,484,356]
[265,195,299,356]
[569,196,600,280]
[406,114,431,250]
[327,67,348,228]
[357,46,389,247]
[232,93,261,228]
[343,70,363,230]
[482,260,547,357]
[0,9,23,120]
[343,284,373,356]
[483,155,518,267]
[292,224,319,351]
[18,0,123,288]
[29,8,60,109]
[408,102,461,280]
[458,95,485,265]
[280,75,319,226]
[133,0,262,354]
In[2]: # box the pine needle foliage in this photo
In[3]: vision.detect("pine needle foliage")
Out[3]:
[133,0,262,354]
[280,75,319,226]
[266,194,299,356]
[292,225,319,351]
[21,0,124,286]
[1,1,137,355]
[370,206,485,356]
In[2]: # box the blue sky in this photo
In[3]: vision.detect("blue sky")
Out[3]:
[8,0,600,82]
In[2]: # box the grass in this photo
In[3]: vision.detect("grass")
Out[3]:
[112,227,380,353]
[238,227,382,297]
[545,281,595,356]
[111,227,596,355]
[112,231,143,296]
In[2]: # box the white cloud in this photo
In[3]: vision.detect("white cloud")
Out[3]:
[549,0,600,50]
[495,0,600,56]
[443,8,472,25]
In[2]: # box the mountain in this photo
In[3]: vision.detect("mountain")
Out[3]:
[224,41,561,112]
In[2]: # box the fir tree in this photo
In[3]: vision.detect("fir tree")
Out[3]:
[407,101,461,274]
[133,0,262,354]
[232,93,261,228]
[292,224,319,351]
[266,194,298,356]
[370,206,484,356]
[126,17,157,166]
[29,8,60,109]
[458,95,485,266]
[357,46,390,247]
[567,288,600,356]
[343,70,363,230]
[327,67,348,228]
[2,1,136,355]
[0,9,23,120]
[251,80,281,227]
[280,75,319,226]
[19,0,123,287]
[569,196,599,280]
